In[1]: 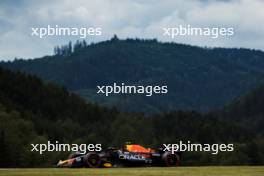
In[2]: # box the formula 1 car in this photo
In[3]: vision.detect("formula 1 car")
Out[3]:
[57,144,181,168]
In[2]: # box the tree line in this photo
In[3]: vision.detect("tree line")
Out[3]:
[0,67,263,167]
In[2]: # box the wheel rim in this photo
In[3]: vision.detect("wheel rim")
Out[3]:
[167,154,177,165]
[164,153,180,166]
[86,153,101,167]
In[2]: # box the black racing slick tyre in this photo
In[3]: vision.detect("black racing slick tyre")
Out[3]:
[84,152,101,168]
[162,152,180,166]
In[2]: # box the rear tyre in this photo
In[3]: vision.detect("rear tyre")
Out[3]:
[84,152,101,168]
[162,152,180,166]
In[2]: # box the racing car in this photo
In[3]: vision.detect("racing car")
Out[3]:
[57,143,181,168]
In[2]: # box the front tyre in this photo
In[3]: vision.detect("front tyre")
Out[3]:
[84,152,101,168]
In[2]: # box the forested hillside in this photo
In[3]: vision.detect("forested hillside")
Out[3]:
[0,67,263,167]
[219,85,264,135]
[1,37,264,113]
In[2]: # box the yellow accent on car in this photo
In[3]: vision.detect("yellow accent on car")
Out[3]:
[103,162,112,168]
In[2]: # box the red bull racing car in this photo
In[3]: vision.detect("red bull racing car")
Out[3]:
[57,144,181,168]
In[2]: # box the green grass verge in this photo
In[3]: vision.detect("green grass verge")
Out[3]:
[0,166,264,176]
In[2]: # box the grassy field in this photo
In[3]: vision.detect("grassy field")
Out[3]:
[0,166,263,176]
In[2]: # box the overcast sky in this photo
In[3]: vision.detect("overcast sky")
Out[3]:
[0,0,263,60]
